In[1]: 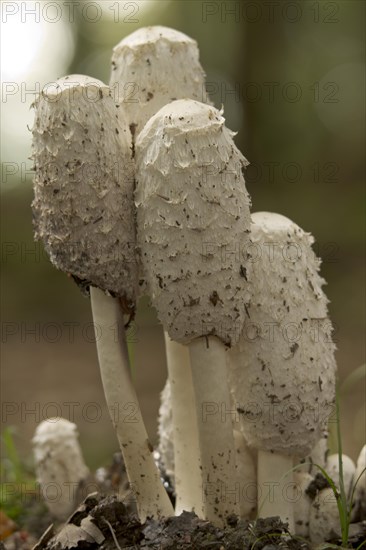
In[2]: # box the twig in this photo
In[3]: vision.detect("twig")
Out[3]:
[102,518,122,550]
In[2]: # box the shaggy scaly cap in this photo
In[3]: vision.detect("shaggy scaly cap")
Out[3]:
[110,26,209,135]
[135,99,251,345]
[32,75,137,305]
[229,212,336,456]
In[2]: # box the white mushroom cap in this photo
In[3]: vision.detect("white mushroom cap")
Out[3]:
[326,453,355,496]
[136,99,251,345]
[248,211,329,322]
[33,417,81,445]
[110,26,209,135]
[32,75,137,304]
[229,212,336,456]
[33,418,89,520]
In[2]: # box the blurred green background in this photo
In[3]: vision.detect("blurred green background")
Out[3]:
[1,0,365,470]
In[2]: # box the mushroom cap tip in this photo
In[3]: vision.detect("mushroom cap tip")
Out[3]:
[39,74,108,100]
[137,99,226,146]
[113,26,196,51]
[32,418,78,443]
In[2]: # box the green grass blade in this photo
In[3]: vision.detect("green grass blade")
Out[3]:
[335,391,350,545]
[1,428,22,484]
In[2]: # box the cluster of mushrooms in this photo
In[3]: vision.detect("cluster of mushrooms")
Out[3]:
[31,27,365,542]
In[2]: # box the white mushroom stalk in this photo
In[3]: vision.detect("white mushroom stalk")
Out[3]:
[163,335,203,516]
[230,377,258,518]
[90,288,173,520]
[110,26,209,139]
[32,75,173,521]
[110,27,211,515]
[158,380,256,519]
[229,211,336,532]
[32,418,89,520]
[136,99,251,525]
[233,429,257,518]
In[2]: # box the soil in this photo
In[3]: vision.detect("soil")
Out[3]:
[3,487,366,550]
[2,455,365,549]
[30,495,310,550]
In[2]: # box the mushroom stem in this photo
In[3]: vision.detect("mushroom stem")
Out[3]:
[189,336,240,525]
[233,429,257,519]
[257,450,295,532]
[164,332,203,517]
[90,287,174,521]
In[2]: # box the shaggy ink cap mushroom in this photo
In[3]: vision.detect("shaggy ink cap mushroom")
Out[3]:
[230,212,336,456]
[32,75,137,306]
[111,37,213,500]
[136,98,251,525]
[32,75,174,521]
[135,99,251,346]
[110,26,209,136]
[229,211,337,532]
[112,28,212,515]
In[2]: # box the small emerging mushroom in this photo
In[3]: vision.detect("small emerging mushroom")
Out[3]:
[136,99,251,525]
[32,75,173,521]
[326,453,356,496]
[229,212,336,532]
[32,418,89,520]
[309,453,355,543]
